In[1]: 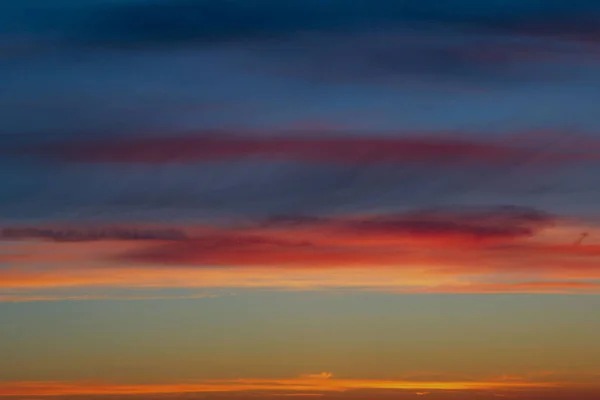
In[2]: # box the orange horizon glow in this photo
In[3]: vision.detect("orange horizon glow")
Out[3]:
[0,375,580,397]
[2,264,600,299]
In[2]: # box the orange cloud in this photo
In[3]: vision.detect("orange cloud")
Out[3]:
[0,264,465,291]
[411,281,600,294]
[0,376,571,397]
[1,263,599,300]
[0,293,217,303]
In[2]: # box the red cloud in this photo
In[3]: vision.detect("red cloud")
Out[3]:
[118,207,555,266]
[1,207,599,295]
[22,134,600,165]
[260,206,555,246]
[120,236,600,275]
[120,235,392,268]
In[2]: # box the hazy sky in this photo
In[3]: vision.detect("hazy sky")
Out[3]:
[2,1,600,399]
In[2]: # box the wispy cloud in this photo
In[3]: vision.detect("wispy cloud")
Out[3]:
[0,226,187,242]
[19,133,600,165]
[258,206,555,244]
[0,292,217,303]
[410,281,600,294]
[0,375,572,397]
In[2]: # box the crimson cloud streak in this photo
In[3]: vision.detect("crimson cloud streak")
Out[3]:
[19,134,600,165]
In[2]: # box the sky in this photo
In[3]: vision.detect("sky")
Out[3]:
[2,1,600,399]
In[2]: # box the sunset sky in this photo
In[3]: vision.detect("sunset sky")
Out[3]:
[2,1,600,399]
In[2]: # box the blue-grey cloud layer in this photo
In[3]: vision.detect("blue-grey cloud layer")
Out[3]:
[2,0,600,224]
[5,0,600,42]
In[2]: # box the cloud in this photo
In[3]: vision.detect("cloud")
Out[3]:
[248,30,600,86]
[82,1,600,47]
[0,206,598,299]
[415,281,600,294]
[0,226,188,242]
[260,206,555,244]
[4,130,600,223]
[118,206,555,267]
[2,242,600,296]
[62,1,600,85]
[304,373,334,380]
[0,374,569,397]
[2,264,600,296]
[119,235,375,268]
[20,133,600,166]
[0,292,217,303]
[2,206,598,297]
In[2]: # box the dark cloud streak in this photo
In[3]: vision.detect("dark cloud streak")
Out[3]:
[0,227,188,242]
[86,0,600,46]
[263,206,555,242]
[120,206,557,267]
[18,134,600,166]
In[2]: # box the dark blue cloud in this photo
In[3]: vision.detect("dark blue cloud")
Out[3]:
[3,0,600,90]
[4,0,600,46]
[79,0,600,46]
[3,0,598,89]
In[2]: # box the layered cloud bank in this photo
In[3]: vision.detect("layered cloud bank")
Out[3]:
[1,206,599,300]
[2,2,600,297]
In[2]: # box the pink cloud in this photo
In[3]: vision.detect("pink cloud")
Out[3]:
[22,134,600,165]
